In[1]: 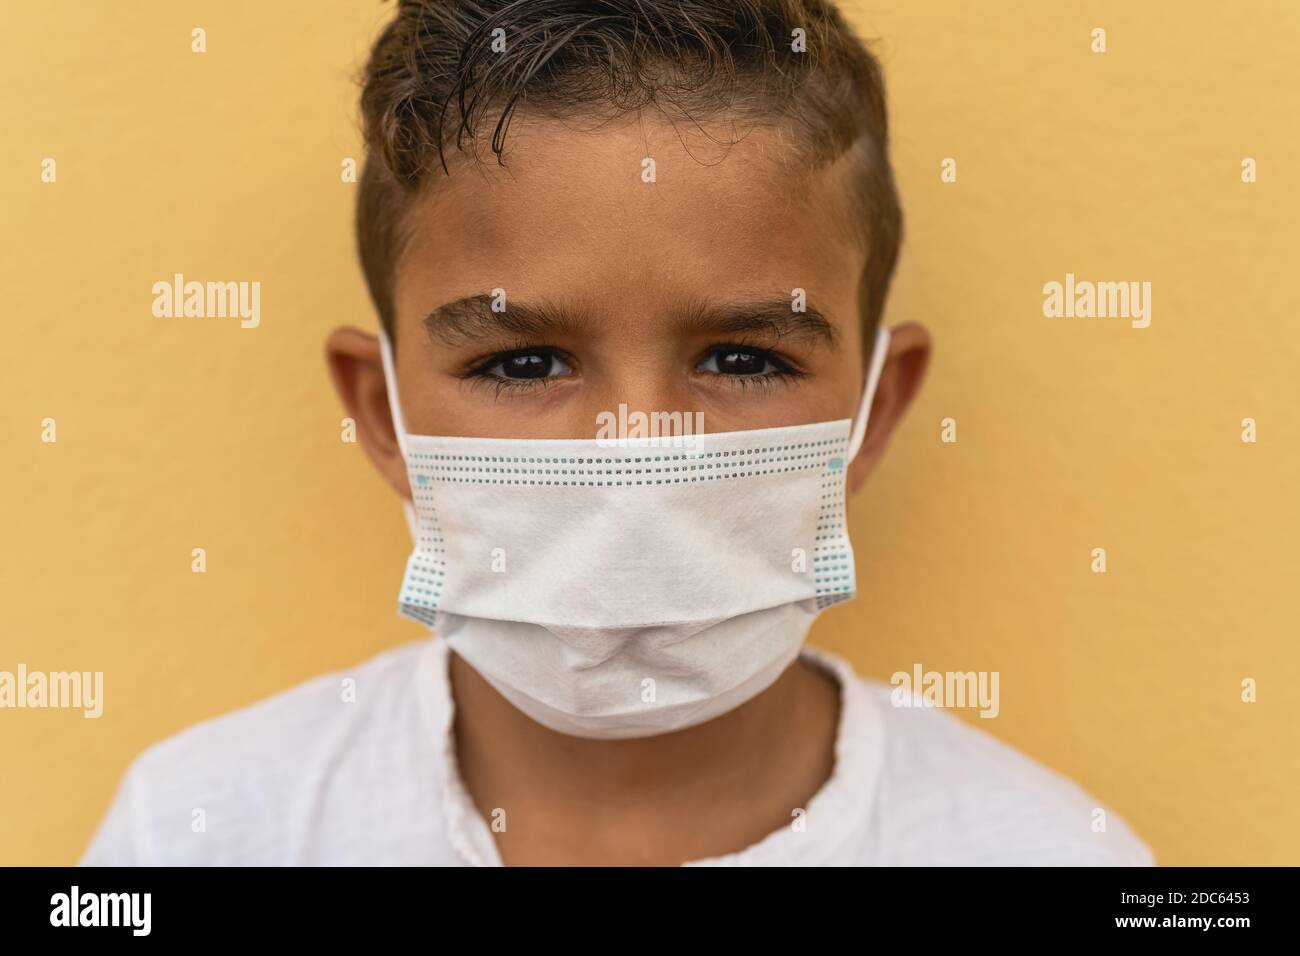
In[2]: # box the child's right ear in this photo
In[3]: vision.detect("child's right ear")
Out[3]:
[325,327,412,502]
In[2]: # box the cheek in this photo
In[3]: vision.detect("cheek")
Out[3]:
[813,363,870,426]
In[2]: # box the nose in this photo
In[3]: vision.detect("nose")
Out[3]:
[574,354,704,440]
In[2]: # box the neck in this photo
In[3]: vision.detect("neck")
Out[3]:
[447,647,842,863]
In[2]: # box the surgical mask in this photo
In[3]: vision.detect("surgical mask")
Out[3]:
[378,325,890,739]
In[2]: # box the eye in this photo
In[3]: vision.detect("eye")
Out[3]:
[474,348,574,382]
[696,345,797,378]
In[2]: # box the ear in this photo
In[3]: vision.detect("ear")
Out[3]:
[325,327,412,501]
[846,321,931,495]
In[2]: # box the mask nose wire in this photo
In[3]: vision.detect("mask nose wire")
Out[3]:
[846,324,891,462]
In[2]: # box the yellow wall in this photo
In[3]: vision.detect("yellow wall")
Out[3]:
[2,1,1296,865]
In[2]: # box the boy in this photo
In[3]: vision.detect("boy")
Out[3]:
[82,0,1153,866]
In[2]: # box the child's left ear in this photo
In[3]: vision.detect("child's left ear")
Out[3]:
[847,321,932,495]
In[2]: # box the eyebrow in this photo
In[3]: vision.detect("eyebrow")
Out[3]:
[422,294,584,347]
[422,293,841,349]
[674,298,841,350]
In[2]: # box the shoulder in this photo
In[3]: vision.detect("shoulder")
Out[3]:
[855,673,1155,866]
[79,639,435,866]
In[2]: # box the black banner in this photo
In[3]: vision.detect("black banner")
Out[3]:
[0,865,1286,942]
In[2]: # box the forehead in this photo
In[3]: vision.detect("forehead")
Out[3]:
[393,114,866,332]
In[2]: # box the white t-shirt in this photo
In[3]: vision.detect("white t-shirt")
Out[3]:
[79,638,1155,866]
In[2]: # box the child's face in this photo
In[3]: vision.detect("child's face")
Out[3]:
[331,113,927,500]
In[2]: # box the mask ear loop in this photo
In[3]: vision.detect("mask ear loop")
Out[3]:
[377,331,420,543]
[378,331,408,458]
[846,324,891,461]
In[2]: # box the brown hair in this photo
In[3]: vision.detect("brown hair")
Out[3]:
[356,0,902,349]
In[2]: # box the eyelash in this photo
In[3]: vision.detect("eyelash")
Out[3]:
[459,342,806,398]
[697,343,807,392]
[459,345,575,398]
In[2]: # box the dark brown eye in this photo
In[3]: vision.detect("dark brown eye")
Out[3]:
[698,347,778,376]
[481,350,573,381]
[502,353,552,378]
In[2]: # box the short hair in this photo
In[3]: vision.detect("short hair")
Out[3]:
[356,0,902,351]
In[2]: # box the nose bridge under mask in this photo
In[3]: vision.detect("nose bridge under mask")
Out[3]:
[401,419,857,629]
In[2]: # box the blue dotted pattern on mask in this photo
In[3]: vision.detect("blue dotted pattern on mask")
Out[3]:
[398,474,446,627]
[402,437,847,485]
[812,456,855,609]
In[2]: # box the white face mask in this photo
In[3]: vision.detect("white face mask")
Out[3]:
[378,325,890,739]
